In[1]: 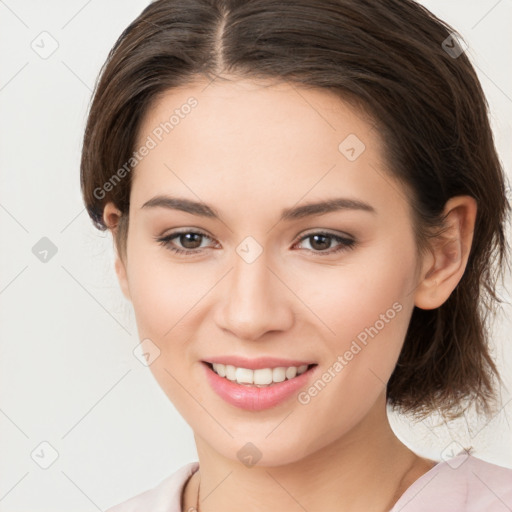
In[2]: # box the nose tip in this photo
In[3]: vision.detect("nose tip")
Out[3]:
[214,254,294,341]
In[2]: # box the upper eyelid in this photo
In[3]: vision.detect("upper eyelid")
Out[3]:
[294,229,353,240]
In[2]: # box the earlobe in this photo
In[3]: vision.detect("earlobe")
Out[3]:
[103,202,131,302]
[414,196,477,310]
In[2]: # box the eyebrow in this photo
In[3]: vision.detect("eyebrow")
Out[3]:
[141,195,376,221]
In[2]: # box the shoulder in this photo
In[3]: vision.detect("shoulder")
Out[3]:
[392,453,512,512]
[463,455,512,508]
[105,461,200,512]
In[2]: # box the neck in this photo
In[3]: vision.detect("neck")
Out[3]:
[184,394,436,512]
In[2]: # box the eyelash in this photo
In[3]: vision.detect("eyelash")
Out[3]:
[155,229,356,256]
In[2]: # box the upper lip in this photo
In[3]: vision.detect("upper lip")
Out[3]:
[203,356,316,370]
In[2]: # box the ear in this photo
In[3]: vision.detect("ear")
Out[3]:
[103,202,131,302]
[414,196,477,310]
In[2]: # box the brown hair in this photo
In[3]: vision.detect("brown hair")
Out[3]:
[80,0,510,420]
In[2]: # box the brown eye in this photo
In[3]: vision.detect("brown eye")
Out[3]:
[155,229,215,255]
[309,234,332,251]
[178,232,204,249]
[295,231,356,255]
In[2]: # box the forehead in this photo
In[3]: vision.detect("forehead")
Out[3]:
[136,78,379,159]
[130,78,405,221]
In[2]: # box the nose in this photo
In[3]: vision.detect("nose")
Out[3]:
[214,248,295,341]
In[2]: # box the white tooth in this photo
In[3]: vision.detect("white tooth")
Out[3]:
[236,367,254,384]
[285,366,298,379]
[216,363,226,377]
[225,365,236,380]
[272,367,286,383]
[253,368,273,385]
[215,364,308,384]
[297,364,308,375]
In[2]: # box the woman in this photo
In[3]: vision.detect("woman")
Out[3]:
[80,0,512,510]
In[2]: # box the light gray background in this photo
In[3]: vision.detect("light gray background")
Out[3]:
[0,1,511,510]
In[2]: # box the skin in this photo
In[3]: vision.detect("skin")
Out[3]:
[103,78,477,511]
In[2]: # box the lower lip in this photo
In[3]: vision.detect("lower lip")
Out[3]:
[202,362,317,411]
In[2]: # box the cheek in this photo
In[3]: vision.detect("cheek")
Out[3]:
[302,249,414,333]
[125,247,207,409]
[126,236,207,339]
[294,238,417,378]
[289,257,414,442]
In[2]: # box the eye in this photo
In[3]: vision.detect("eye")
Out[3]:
[293,231,356,255]
[155,229,216,255]
[155,229,356,257]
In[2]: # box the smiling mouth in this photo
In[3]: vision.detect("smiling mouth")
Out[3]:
[204,362,317,387]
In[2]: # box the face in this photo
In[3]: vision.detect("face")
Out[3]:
[113,78,426,466]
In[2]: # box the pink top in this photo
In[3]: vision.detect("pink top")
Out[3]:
[106,453,512,512]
